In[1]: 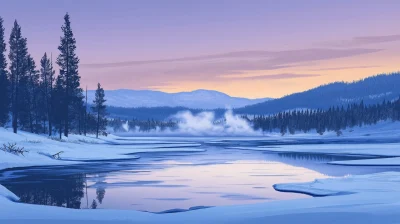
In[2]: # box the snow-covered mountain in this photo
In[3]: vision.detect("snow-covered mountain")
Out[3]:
[87,89,272,109]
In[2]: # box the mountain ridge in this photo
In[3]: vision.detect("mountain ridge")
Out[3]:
[87,89,272,109]
[235,72,400,115]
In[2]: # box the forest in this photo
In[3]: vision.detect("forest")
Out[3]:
[250,98,400,135]
[1,15,399,137]
[0,15,107,138]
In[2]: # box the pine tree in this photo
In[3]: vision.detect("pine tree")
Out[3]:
[39,53,55,135]
[52,75,65,139]
[0,17,9,126]
[26,55,40,133]
[91,83,107,138]
[91,199,97,209]
[57,13,81,137]
[8,20,29,133]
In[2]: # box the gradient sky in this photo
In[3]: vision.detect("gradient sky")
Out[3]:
[1,0,400,98]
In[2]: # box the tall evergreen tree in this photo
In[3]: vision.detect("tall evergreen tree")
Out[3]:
[39,53,55,135]
[52,75,65,139]
[8,20,29,133]
[91,83,107,138]
[26,55,40,133]
[0,17,9,126]
[57,13,81,137]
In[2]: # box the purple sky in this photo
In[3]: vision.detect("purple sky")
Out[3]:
[1,0,400,98]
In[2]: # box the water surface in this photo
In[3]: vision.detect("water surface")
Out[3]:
[1,137,398,212]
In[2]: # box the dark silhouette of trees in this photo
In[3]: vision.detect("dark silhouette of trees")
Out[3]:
[57,13,81,138]
[251,97,400,135]
[0,17,9,126]
[91,83,107,138]
[8,20,29,133]
[39,53,55,135]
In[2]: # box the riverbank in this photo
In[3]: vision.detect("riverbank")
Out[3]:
[1,127,400,223]
[1,172,400,223]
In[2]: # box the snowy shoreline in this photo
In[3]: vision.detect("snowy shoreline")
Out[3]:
[1,172,400,223]
[1,127,400,223]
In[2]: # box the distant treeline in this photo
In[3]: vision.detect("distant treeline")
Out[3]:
[109,118,177,132]
[250,97,400,135]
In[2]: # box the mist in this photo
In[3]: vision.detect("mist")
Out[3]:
[114,110,261,137]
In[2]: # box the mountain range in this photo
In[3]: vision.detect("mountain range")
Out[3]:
[95,72,400,119]
[235,72,400,115]
[87,89,272,109]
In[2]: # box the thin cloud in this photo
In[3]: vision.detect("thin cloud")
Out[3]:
[325,34,400,47]
[310,65,380,71]
[81,48,381,70]
[80,51,274,69]
[228,73,322,81]
[80,47,381,90]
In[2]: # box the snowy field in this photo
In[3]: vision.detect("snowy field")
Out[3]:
[1,126,400,223]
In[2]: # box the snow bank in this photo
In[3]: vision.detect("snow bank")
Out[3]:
[274,172,400,197]
[231,141,400,166]
[0,184,19,202]
[0,128,204,170]
[329,157,400,166]
[231,143,400,157]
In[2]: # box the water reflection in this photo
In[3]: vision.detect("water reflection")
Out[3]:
[1,141,400,212]
[3,172,85,209]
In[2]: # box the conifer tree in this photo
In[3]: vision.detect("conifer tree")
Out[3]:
[0,17,9,126]
[39,53,55,135]
[91,83,107,138]
[26,55,40,133]
[52,75,65,139]
[57,13,81,137]
[9,20,29,133]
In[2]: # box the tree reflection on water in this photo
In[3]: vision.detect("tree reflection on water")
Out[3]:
[2,172,86,209]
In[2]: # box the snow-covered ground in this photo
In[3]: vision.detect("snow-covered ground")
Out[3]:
[0,128,204,170]
[2,126,400,223]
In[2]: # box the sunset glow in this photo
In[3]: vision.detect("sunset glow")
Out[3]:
[1,0,399,98]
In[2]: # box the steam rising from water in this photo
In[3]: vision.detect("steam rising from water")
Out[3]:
[117,110,261,136]
[122,121,129,132]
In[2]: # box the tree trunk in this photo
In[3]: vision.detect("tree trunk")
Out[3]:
[84,87,87,136]
[48,54,53,136]
[59,119,62,139]
[96,111,99,138]
[13,72,18,134]
[64,43,69,138]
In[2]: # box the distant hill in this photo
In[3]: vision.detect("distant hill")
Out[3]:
[235,72,400,115]
[87,89,272,110]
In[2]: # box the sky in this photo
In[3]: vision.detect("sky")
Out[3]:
[0,0,400,98]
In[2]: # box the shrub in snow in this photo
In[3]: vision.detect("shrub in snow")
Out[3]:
[1,143,29,156]
[24,139,41,144]
[91,199,97,209]
[48,136,66,142]
[78,138,99,144]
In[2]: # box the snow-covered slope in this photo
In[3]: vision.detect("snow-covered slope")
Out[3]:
[236,72,400,114]
[87,89,272,109]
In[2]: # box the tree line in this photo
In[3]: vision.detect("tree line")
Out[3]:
[250,97,400,135]
[0,14,107,138]
[108,118,177,133]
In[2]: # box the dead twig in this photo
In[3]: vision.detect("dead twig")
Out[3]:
[1,143,29,156]
[52,151,64,160]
